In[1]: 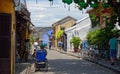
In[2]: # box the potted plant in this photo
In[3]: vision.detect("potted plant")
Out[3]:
[70,36,81,52]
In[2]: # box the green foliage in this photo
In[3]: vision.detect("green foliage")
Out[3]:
[89,13,99,28]
[70,36,81,48]
[56,30,64,39]
[61,0,120,49]
[30,35,34,43]
[86,28,120,48]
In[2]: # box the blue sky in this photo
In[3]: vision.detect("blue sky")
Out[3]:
[26,0,88,27]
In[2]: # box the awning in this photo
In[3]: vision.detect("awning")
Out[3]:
[22,16,34,26]
[56,30,64,39]
[16,11,34,27]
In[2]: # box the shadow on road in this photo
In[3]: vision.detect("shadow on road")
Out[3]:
[38,59,117,74]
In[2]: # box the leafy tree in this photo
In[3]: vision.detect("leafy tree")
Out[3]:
[86,28,120,49]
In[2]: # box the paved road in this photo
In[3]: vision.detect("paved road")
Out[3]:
[29,50,117,74]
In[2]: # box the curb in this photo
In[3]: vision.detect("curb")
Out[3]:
[55,50,120,73]
[15,63,30,74]
[85,59,120,73]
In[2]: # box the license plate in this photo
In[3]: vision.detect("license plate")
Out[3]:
[38,62,45,64]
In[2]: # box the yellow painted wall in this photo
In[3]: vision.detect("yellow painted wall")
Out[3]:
[53,19,76,48]
[0,0,15,74]
[26,22,30,39]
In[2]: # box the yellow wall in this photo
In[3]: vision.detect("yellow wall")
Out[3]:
[26,22,30,39]
[53,19,76,48]
[0,0,15,74]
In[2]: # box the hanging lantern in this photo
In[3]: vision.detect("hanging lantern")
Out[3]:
[106,8,110,13]
[62,0,73,11]
[62,0,73,5]
[66,0,73,5]
[49,0,53,6]
[102,8,110,13]
[73,0,79,8]
[78,7,83,10]
[73,0,79,4]
[102,3,109,8]
[49,0,52,1]
[62,0,66,3]
[79,2,87,8]
[62,0,67,8]
[87,0,92,5]
[90,3,98,8]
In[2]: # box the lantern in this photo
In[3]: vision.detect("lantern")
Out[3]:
[73,0,79,8]
[90,3,98,8]
[73,0,79,4]
[66,0,73,5]
[49,0,53,1]
[62,0,67,3]
[62,0,73,11]
[79,2,87,9]
[62,0,67,8]
[102,3,109,8]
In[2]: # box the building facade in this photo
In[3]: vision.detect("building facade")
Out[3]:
[0,0,15,74]
[15,0,34,65]
[52,16,77,50]
[0,0,33,74]
[65,16,91,51]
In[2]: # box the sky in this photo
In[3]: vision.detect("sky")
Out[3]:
[26,0,89,27]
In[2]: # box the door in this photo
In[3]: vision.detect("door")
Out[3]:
[0,13,11,74]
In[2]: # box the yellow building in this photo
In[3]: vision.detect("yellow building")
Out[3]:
[52,16,77,49]
[0,0,15,74]
[0,0,33,74]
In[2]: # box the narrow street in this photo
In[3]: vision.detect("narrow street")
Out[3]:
[29,49,117,74]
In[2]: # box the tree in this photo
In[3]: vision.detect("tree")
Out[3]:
[86,28,120,49]
[61,0,120,28]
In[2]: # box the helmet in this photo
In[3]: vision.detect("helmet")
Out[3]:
[40,44,45,49]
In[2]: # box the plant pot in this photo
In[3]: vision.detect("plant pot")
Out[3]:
[74,47,78,52]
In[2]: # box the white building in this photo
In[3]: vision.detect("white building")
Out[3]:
[65,16,91,51]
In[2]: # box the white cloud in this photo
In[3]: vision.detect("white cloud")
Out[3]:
[38,14,46,18]
[27,0,88,27]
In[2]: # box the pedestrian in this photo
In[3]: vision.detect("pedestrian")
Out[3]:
[78,44,82,58]
[58,40,63,51]
[34,39,39,50]
[109,34,118,65]
[49,41,52,50]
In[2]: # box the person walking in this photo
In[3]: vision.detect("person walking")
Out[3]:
[58,40,63,51]
[109,34,118,65]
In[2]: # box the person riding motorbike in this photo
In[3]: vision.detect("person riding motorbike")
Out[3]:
[35,43,48,71]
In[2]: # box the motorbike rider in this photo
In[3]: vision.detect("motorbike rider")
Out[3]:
[35,44,47,61]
